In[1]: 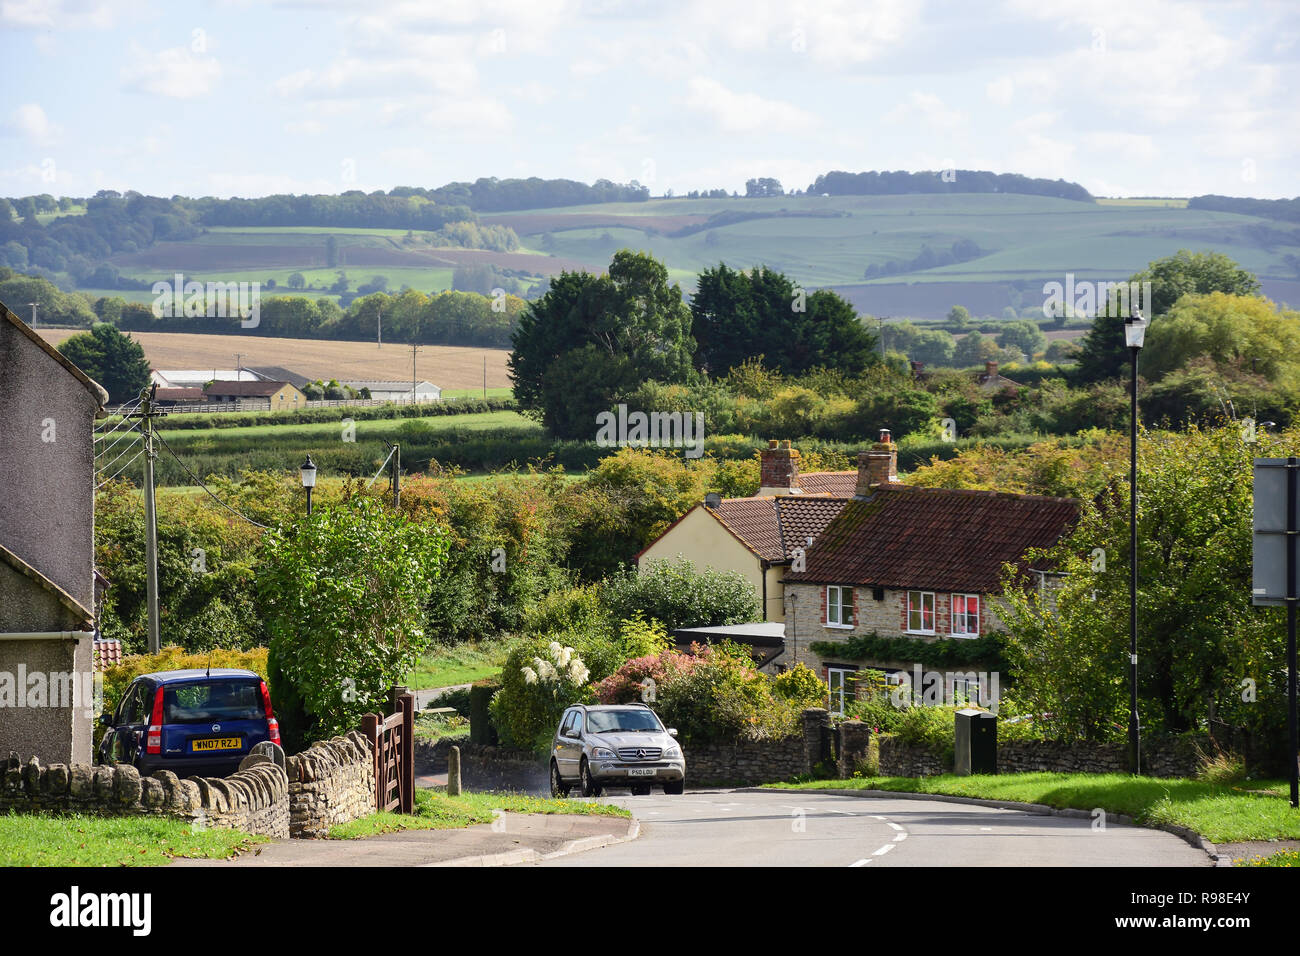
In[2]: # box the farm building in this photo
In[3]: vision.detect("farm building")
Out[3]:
[341,380,442,403]
[202,380,307,409]
[152,368,262,389]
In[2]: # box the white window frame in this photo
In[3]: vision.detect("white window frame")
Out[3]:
[827,667,855,716]
[825,585,854,629]
[951,593,980,638]
[906,590,936,634]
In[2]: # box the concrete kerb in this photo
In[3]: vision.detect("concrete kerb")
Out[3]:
[422,816,641,867]
[748,787,1223,863]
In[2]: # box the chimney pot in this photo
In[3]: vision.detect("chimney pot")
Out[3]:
[855,428,898,496]
[759,440,801,495]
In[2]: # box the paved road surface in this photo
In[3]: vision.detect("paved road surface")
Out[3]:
[533,789,1210,867]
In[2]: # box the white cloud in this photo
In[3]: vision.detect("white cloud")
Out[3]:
[684,77,818,134]
[9,103,59,145]
[0,0,124,29]
[883,91,967,135]
[121,46,221,99]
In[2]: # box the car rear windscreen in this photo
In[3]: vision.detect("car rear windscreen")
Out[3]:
[164,680,263,723]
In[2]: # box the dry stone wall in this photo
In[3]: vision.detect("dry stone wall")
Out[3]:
[0,752,290,838]
[286,731,375,838]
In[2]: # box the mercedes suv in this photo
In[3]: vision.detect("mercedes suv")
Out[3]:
[549,703,685,797]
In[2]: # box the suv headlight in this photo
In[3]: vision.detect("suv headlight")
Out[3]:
[665,743,682,759]
[591,746,616,760]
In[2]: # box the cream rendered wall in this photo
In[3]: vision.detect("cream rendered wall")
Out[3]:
[638,507,779,621]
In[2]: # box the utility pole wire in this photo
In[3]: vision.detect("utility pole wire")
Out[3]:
[154,433,270,529]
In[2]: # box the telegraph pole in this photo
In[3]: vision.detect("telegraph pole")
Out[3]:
[130,385,166,654]
[377,304,382,349]
[411,343,420,404]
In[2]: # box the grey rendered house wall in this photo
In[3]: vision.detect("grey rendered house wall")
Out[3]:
[0,315,104,764]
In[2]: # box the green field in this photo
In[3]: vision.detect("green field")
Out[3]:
[42,192,1300,320]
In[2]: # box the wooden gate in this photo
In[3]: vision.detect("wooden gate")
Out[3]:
[360,692,415,813]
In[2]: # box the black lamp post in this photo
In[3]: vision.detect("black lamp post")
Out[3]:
[300,454,317,515]
[1124,310,1148,774]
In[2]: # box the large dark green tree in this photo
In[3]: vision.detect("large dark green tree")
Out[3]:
[57,321,151,403]
[690,263,877,376]
[509,250,696,439]
[1074,251,1262,385]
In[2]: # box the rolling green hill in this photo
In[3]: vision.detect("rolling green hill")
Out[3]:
[30,192,1300,320]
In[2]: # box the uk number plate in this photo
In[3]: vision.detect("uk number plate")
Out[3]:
[192,737,241,752]
[628,768,657,777]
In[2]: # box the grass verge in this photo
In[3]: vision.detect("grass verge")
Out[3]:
[327,787,630,839]
[763,772,1299,844]
[406,638,515,690]
[1239,849,1300,867]
[0,811,267,866]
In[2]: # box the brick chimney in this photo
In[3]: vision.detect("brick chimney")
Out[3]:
[984,360,998,380]
[854,429,898,497]
[758,439,802,496]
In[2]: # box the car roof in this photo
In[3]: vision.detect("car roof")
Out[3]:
[573,703,651,711]
[138,668,262,684]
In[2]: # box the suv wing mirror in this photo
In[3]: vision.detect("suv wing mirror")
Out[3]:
[667,728,678,738]
[98,711,114,727]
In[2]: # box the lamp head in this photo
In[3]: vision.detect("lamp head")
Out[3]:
[1124,310,1148,350]
[299,454,317,489]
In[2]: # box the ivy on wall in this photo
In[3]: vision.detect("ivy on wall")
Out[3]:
[808,631,1008,672]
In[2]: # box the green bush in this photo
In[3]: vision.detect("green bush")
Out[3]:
[489,639,595,754]
[602,557,760,631]
[655,642,801,744]
[772,663,827,709]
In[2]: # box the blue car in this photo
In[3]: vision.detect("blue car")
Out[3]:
[97,668,281,778]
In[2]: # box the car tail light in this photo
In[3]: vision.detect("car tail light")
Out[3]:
[259,680,281,746]
[146,687,164,754]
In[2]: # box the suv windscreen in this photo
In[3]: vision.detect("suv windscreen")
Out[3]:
[164,680,263,724]
[586,709,663,734]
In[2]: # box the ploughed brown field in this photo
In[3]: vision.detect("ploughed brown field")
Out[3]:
[36,329,513,391]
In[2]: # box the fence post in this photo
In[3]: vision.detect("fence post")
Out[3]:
[399,692,415,813]
[360,712,381,810]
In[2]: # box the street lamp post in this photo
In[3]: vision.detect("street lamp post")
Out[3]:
[1125,310,1148,775]
[300,454,317,515]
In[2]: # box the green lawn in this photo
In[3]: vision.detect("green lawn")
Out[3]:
[766,773,1300,844]
[406,637,516,690]
[0,811,266,866]
[327,787,629,839]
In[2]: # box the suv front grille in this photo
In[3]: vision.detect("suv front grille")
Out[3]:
[617,747,662,761]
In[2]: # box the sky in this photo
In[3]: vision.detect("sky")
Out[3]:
[1,0,1297,201]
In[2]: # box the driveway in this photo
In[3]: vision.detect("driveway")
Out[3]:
[531,789,1211,867]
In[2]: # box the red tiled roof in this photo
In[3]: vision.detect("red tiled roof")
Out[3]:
[798,471,858,496]
[203,380,295,397]
[709,495,849,563]
[784,484,1079,593]
[92,638,123,671]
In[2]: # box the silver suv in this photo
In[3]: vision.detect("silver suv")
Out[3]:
[550,704,685,797]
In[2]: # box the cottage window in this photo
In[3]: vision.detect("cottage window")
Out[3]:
[827,667,856,715]
[826,586,853,628]
[906,590,935,634]
[951,593,980,637]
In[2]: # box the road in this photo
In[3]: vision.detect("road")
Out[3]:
[533,789,1210,867]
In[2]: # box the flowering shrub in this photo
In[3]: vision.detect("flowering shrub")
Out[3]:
[772,663,828,709]
[598,641,806,744]
[489,639,593,753]
[594,649,702,705]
